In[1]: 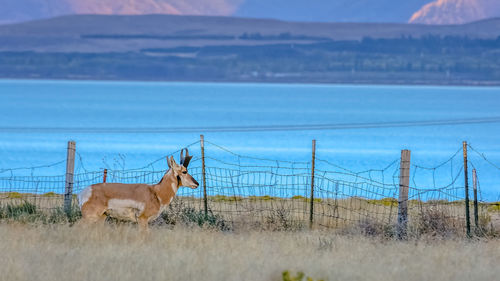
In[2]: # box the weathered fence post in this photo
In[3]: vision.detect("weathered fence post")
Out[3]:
[397,149,411,239]
[103,169,108,183]
[64,141,76,215]
[472,168,479,232]
[463,141,471,237]
[200,135,208,217]
[309,139,316,229]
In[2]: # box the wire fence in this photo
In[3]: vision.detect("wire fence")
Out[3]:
[0,138,499,234]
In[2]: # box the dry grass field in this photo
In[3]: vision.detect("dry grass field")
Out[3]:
[0,224,499,281]
[1,196,499,280]
[2,193,499,235]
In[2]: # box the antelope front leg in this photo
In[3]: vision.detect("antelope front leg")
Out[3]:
[76,213,107,229]
[79,204,107,227]
[138,217,149,232]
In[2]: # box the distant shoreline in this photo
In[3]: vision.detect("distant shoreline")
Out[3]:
[2,77,499,87]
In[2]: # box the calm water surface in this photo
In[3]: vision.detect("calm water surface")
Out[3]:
[1,80,499,199]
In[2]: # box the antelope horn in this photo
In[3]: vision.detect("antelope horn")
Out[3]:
[180,148,192,167]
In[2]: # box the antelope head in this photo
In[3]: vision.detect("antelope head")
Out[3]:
[167,148,199,189]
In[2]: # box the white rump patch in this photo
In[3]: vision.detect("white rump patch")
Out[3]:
[78,186,93,209]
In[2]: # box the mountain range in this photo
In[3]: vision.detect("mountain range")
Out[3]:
[1,15,499,53]
[0,0,242,24]
[1,0,499,25]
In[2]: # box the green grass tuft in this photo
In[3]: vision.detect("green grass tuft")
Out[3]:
[211,195,243,202]
[488,202,500,212]
[367,197,398,206]
[42,192,59,197]
[290,195,321,203]
[282,270,324,281]
[249,195,277,201]
[6,192,24,199]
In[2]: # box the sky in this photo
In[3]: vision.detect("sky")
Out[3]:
[1,0,499,25]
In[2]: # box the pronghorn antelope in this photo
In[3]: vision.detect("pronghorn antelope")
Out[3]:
[78,149,199,230]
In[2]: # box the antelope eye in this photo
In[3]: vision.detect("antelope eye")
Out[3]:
[182,171,187,174]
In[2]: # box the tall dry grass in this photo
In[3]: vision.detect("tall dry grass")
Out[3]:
[0,224,499,281]
[6,194,499,233]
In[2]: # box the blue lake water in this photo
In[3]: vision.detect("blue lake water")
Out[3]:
[1,79,499,200]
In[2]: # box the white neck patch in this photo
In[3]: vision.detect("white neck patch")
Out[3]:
[167,169,179,194]
[171,181,178,194]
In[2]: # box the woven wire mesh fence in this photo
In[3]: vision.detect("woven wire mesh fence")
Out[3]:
[406,148,469,235]
[312,159,400,229]
[0,139,498,233]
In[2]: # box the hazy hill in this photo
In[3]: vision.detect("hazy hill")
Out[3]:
[1,15,500,53]
[0,15,499,85]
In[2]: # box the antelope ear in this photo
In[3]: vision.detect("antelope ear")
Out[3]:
[167,156,178,169]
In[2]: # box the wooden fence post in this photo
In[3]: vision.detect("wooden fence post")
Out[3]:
[103,169,107,183]
[463,141,471,237]
[200,135,208,217]
[64,141,76,215]
[397,149,411,239]
[472,168,479,232]
[309,139,316,229]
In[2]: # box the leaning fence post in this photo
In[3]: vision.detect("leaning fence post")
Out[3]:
[309,139,316,229]
[200,135,208,217]
[472,168,479,232]
[463,141,471,237]
[64,141,76,215]
[103,169,108,183]
[397,149,411,239]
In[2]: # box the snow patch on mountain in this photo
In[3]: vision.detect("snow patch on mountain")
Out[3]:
[409,0,500,24]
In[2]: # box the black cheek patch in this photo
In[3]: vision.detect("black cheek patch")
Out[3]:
[177,175,181,186]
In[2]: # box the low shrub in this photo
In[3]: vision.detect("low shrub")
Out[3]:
[154,201,231,231]
[1,201,37,219]
[473,213,499,238]
[427,200,450,205]
[180,208,231,231]
[410,207,463,238]
[0,201,81,224]
[265,207,304,231]
[352,218,395,238]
